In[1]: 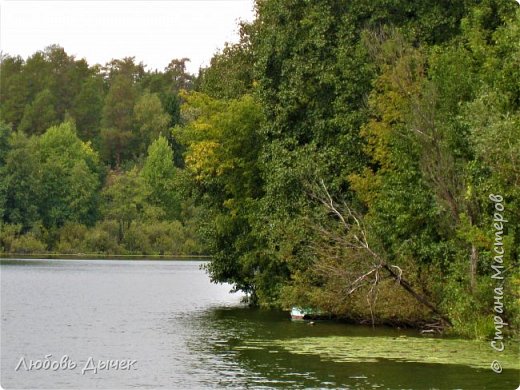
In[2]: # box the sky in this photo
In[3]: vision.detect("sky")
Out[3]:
[0,0,256,74]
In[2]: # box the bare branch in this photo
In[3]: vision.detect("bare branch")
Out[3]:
[307,179,453,327]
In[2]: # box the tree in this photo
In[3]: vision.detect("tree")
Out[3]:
[141,136,180,219]
[197,23,255,99]
[0,122,12,166]
[345,10,519,334]
[3,132,41,229]
[22,51,51,102]
[0,122,13,221]
[71,75,105,141]
[0,55,27,129]
[35,121,101,228]
[248,0,374,304]
[102,167,149,242]
[3,121,101,230]
[165,58,194,91]
[101,75,136,133]
[134,92,171,154]
[44,45,90,120]
[183,0,513,310]
[18,89,58,135]
[177,92,265,300]
[1,46,91,131]
[102,57,145,84]
[99,128,133,168]
[100,75,137,166]
[309,180,452,325]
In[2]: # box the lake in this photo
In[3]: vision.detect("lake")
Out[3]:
[1,259,518,389]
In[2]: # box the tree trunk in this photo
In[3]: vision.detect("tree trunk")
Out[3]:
[470,244,478,292]
[383,264,452,326]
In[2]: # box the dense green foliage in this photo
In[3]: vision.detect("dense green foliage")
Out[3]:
[189,0,520,337]
[1,0,518,337]
[0,48,203,256]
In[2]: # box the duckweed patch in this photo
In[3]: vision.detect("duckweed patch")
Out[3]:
[239,336,520,370]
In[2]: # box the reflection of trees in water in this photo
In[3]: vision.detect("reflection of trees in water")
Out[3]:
[180,307,520,389]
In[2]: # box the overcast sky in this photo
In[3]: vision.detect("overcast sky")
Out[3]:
[0,0,256,74]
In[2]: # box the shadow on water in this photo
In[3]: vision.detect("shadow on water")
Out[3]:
[184,307,520,389]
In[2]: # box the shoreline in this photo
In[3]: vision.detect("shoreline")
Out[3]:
[3,255,518,343]
[0,253,211,260]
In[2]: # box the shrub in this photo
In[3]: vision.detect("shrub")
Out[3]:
[83,220,121,254]
[122,223,151,254]
[9,233,46,254]
[0,224,22,252]
[56,222,88,254]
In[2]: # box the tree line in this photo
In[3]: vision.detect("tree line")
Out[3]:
[1,0,519,338]
[0,48,202,255]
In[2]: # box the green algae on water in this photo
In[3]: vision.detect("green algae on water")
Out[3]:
[239,336,520,370]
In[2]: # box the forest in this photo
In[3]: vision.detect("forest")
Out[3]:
[1,0,519,338]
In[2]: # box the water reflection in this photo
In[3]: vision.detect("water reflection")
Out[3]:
[184,307,519,389]
[1,259,518,389]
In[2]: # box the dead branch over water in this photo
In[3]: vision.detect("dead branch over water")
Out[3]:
[309,179,452,327]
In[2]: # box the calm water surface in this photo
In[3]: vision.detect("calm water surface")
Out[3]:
[1,259,518,389]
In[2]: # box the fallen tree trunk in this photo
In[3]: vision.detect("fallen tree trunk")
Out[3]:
[311,179,453,328]
[382,264,452,326]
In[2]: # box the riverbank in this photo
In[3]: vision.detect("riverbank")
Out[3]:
[0,253,210,260]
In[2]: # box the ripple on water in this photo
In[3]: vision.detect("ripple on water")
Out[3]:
[1,259,518,389]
